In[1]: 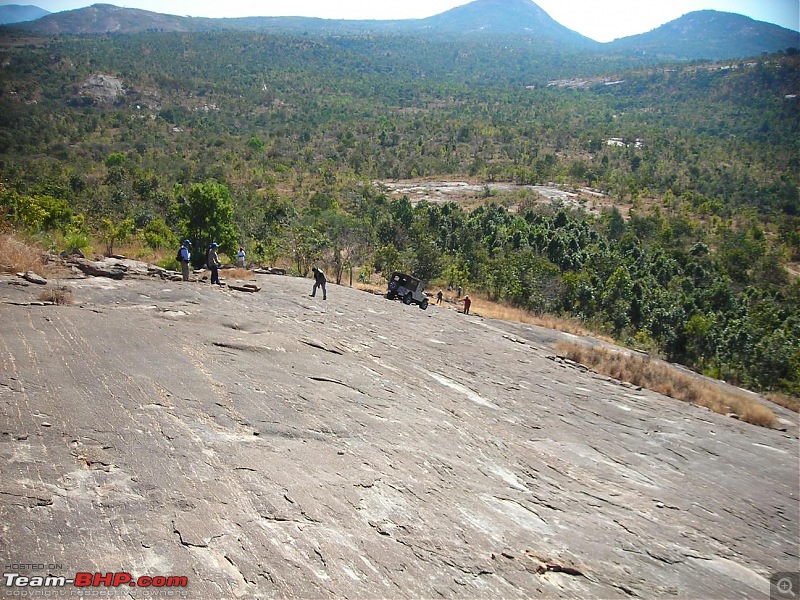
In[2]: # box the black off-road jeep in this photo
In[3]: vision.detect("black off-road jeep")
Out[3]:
[386,271,429,310]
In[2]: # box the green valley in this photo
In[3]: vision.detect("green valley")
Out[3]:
[1,28,798,394]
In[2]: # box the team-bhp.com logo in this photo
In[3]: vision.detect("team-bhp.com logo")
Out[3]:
[4,571,188,590]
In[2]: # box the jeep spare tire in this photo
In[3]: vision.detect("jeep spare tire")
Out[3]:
[388,281,398,291]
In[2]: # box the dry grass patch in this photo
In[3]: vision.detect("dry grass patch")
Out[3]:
[38,284,73,305]
[223,267,255,280]
[451,292,608,340]
[354,282,607,339]
[478,300,605,338]
[109,240,174,265]
[766,392,799,413]
[0,233,46,275]
[557,341,776,428]
[354,282,386,295]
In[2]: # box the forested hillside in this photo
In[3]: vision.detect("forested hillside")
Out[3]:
[1,31,798,394]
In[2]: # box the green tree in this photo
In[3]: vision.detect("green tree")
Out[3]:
[374,244,402,277]
[407,232,442,283]
[142,217,177,251]
[716,224,766,284]
[289,224,327,277]
[441,253,469,289]
[601,266,633,335]
[174,181,240,266]
[318,210,372,285]
[1,192,73,232]
[247,137,265,152]
[104,153,126,168]
[684,312,717,370]
[601,206,626,241]
[98,217,135,256]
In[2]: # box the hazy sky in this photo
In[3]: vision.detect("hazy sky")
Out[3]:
[6,0,799,42]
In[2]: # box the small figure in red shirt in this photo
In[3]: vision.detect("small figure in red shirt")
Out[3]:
[461,295,471,315]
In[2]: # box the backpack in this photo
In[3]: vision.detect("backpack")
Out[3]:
[176,248,184,262]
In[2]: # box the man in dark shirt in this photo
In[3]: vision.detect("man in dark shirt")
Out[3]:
[310,266,327,300]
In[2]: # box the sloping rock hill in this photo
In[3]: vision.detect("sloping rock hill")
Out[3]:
[1,267,797,598]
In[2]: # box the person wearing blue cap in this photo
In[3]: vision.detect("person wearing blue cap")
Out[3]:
[179,240,192,281]
[207,242,221,286]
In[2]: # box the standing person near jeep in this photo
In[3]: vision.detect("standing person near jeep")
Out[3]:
[179,240,192,282]
[310,266,327,300]
[207,242,221,286]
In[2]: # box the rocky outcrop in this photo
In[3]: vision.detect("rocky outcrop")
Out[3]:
[70,257,126,279]
[0,272,797,598]
[17,270,47,285]
[80,74,124,103]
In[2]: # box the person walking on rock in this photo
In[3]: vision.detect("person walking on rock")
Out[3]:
[310,266,327,300]
[237,246,246,268]
[179,240,192,282]
[436,290,443,305]
[207,242,222,286]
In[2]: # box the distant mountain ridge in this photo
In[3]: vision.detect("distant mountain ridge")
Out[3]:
[2,0,798,60]
[1,3,213,34]
[607,10,800,60]
[415,0,598,48]
[0,4,49,24]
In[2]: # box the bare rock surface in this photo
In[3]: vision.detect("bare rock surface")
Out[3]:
[379,180,600,214]
[1,272,798,598]
[81,74,125,103]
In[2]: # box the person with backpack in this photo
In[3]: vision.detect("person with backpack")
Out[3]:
[207,242,221,286]
[178,240,191,281]
[310,266,327,300]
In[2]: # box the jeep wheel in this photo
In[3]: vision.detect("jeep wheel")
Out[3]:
[420,299,429,310]
[386,292,396,300]
[403,293,413,305]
